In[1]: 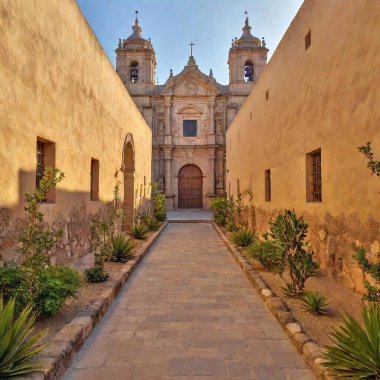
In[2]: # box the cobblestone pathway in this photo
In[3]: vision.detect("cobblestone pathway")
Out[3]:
[64,223,314,380]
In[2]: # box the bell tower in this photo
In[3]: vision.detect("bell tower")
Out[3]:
[228,15,268,96]
[116,12,156,98]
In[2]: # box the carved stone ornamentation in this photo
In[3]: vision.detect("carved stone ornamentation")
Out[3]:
[185,80,198,95]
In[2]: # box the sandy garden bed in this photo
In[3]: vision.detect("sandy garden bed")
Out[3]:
[222,228,364,347]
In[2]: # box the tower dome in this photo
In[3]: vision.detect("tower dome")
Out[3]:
[235,17,262,49]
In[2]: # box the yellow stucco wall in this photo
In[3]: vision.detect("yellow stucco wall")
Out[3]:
[0,0,152,215]
[226,0,380,291]
[0,0,152,261]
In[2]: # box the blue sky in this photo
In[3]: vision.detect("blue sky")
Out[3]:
[77,0,304,85]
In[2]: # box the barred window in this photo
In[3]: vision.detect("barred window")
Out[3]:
[36,141,45,189]
[306,149,322,202]
[183,120,197,137]
[90,158,99,201]
[36,137,56,202]
[265,169,271,202]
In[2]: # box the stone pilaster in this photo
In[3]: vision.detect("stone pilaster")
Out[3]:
[208,97,216,145]
[163,147,173,195]
[164,96,172,145]
[208,148,216,195]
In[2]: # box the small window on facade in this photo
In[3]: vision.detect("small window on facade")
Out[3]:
[266,90,269,101]
[265,169,271,202]
[90,158,99,201]
[228,182,231,197]
[244,60,254,82]
[237,179,240,196]
[305,30,311,50]
[130,61,138,83]
[183,120,197,137]
[36,137,56,202]
[306,149,322,202]
[143,176,146,197]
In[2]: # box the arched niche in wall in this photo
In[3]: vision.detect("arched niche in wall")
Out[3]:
[121,133,135,228]
[244,60,254,82]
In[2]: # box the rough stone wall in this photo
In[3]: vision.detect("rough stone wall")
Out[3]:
[226,0,380,292]
[0,0,152,262]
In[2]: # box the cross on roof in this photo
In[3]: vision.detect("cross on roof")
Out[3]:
[189,42,195,57]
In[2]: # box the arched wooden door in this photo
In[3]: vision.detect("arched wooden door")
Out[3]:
[178,165,203,209]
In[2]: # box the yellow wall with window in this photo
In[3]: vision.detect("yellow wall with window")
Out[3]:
[226,0,380,292]
[0,0,152,261]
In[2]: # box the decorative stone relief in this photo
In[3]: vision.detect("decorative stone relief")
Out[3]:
[157,120,165,136]
[185,80,198,95]
[216,174,224,189]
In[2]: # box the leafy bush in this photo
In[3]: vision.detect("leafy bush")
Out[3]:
[301,291,329,315]
[1,168,81,316]
[86,175,123,282]
[322,303,380,378]
[142,214,160,231]
[230,229,257,247]
[249,240,284,271]
[36,266,81,315]
[152,184,167,221]
[110,234,136,262]
[18,167,65,269]
[131,221,148,240]
[353,244,380,303]
[226,221,238,232]
[84,265,110,283]
[269,210,319,296]
[0,298,46,378]
[210,197,229,226]
[0,264,81,316]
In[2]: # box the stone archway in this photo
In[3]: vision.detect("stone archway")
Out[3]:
[122,134,135,228]
[178,164,203,209]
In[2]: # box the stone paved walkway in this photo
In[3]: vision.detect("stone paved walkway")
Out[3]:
[64,223,314,380]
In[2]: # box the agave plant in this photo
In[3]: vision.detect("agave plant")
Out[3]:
[130,221,148,240]
[110,234,136,262]
[323,303,380,378]
[301,291,329,315]
[230,229,256,247]
[0,298,46,378]
[142,215,160,231]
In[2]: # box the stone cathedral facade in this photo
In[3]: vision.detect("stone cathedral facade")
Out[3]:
[116,15,268,210]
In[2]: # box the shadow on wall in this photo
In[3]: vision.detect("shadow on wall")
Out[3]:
[0,169,149,265]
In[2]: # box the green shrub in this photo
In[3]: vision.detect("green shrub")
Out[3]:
[230,229,256,247]
[353,244,380,303]
[110,234,136,262]
[131,221,148,240]
[0,298,46,378]
[152,184,167,221]
[36,266,81,316]
[226,221,238,232]
[0,264,81,316]
[301,291,329,315]
[269,210,319,296]
[84,265,110,283]
[142,214,160,231]
[248,240,284,271]
[322,303,380,378]
[210,197,229,226]
[18,167,65,269]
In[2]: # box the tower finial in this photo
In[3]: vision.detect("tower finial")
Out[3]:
[189,42,195,57]
[244,10,248,21]
[135,10,138,22]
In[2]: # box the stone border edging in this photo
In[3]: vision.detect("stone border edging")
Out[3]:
[31,221,169,380]
[212,222,336,380]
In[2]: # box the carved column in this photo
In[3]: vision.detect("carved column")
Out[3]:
[164,96,172,145]
[152,148,159,183]
[208,97,216,145]
[208,148,216,195]
[163,147,173,195]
